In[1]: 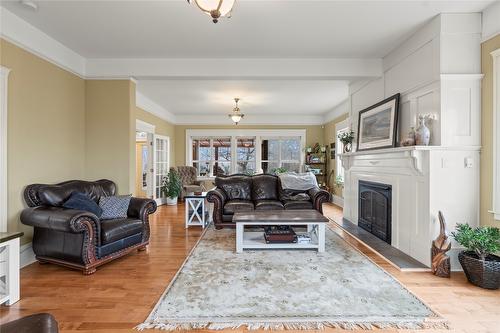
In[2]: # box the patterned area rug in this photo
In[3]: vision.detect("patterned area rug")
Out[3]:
[138,225,448,330]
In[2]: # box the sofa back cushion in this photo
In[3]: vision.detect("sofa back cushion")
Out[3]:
[215,175,252,200]
[252,174,279,200]
[30,179,116,207]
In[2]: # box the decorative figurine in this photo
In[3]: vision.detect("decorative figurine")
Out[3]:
[431,211,451,278]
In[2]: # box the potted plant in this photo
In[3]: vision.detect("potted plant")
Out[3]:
[161,170,182,205]
[452,223,500,289]
[338,131,355,153]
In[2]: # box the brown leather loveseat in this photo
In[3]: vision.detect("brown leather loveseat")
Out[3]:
[20,179,157,274]
[207,174,329,229]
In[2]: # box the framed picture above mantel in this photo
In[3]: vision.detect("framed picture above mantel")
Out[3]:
[356,93,400,151]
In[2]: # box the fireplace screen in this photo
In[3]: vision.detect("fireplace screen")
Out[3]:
[358,180,392,243]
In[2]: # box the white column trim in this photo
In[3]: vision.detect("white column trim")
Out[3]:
[491,48,500,221]
[0,66,11,233]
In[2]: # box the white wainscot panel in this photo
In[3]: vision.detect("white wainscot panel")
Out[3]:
[385,40,438,96]
[405,82,441,145]
[440,75,482,146]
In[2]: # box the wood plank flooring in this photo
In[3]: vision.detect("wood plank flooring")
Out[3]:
[1,203,499,333]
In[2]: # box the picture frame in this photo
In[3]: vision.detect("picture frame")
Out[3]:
[356,93,400,151]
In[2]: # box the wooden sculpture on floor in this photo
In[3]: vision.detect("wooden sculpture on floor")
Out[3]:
[431,211,451,278]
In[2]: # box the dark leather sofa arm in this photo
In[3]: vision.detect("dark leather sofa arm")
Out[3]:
[308,187,330,213]
[127,197,157,220]
[206,188,226,229]
[20,206,99,233]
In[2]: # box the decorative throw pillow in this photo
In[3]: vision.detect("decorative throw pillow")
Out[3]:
[99,195,132,220]
[63,192,103,217]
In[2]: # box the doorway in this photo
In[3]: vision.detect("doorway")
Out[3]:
[135,130,154,199]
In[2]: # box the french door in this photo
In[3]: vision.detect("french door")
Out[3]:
[153,135,170,205]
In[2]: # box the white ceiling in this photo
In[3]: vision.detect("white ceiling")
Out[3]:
[137,79,349,117]
[1,0,494,123]
[1,0,493,58]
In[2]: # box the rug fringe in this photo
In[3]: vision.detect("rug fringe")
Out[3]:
[136,319,450,331]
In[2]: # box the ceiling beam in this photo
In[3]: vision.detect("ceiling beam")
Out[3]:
[85,58,383,80]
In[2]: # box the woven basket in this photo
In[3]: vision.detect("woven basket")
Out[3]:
[458,251,500,290]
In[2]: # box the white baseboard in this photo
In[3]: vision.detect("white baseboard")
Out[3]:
[331,195,344,208]
[20,242,36,268]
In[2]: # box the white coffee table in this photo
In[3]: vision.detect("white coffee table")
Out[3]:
[233,210,328,253]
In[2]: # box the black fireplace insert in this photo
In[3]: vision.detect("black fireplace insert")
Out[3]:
[358,180,392,243]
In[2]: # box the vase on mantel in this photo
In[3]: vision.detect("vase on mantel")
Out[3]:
[343,142,352,153]
[415,116,430,146]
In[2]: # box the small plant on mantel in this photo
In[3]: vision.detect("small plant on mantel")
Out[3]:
[451,223,500,289]
[337,131,355,153]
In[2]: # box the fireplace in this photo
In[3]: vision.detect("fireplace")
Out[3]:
[358,180,392,244]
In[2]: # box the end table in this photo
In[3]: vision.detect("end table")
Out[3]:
[0,231,23,305]
[185,192,210,228]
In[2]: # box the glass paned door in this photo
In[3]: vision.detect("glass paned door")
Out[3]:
[153,135,170,202]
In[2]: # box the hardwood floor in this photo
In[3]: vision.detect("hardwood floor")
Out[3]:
[1,203,499,333]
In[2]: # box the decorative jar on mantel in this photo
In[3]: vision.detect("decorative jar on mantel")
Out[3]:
[415,115,430,146]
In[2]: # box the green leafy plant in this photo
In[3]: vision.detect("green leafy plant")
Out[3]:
[334,175,344,187]
[451,223,500,261]
[337,131,355,145]
[272,167,288,175]
[161,170,182,199]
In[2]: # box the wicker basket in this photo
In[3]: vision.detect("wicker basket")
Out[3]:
[458,251,500,290]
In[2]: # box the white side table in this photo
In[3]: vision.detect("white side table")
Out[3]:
[0,231,23,305]
[185,192,210,228]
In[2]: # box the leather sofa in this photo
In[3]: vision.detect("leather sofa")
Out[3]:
[21,179,157,275]
[207,174,330,229]
[0,313,58,333]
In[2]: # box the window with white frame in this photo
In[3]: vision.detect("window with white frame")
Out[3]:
[261,137,301,174]
[187,129,305,177]
[335,118,350,185]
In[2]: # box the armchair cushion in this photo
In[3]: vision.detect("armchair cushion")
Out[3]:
[252,174,279,201]
[283,200,313,210]
[63,192,103,217]
[20,206,99,233]
[99,195,131,220]
[255,199,284,210]
[223,199,254,215]
[100,218,143,245]
[36,179,115,207]
[216,176,252,200]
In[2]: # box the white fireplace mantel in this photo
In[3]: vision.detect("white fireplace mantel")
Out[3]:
[340,145,480,270]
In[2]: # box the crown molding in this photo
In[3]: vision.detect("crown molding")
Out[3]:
[323,100,349,123]
[136,92,177,124]
[0,7,86,78]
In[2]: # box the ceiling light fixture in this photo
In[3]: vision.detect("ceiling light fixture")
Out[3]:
[20,0,38,11]
[228,98,244,125]
[186,0,236,23]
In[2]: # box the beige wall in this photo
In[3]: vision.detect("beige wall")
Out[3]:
[135,107,176,167]
[174,124,325,167]
[323,113,349,197]
[481,34,500,227]
[1,39,86,244]
[85,80,135,195]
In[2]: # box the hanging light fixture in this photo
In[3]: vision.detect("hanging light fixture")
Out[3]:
[228,98,244,125]
[186,0,236,23]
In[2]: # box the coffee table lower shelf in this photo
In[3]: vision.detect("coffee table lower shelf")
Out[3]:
[236,223,325,253]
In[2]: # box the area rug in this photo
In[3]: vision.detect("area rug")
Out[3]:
[138,225,448,331]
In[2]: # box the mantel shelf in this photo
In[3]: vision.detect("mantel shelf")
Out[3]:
[339,145,481,157]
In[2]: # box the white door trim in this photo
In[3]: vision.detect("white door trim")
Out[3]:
[0,66,11,233]
[136,119,155,133]
[491,48,500,221]
[153,135,170,205]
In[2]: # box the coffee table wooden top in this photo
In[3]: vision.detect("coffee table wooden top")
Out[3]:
[233,210,329,224]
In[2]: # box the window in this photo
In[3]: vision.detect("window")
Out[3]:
[261,137,301,174]
[335,118,350,185]
[187,129,305,177]
[192,137,231,177]
[236,137,256,174]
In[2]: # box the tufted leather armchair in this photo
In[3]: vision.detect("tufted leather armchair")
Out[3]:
[21,179,157,274]
[173,166,205,200]
[207,174,330,229]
